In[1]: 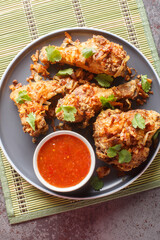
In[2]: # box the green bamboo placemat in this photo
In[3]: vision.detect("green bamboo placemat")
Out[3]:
[0,0,160,224]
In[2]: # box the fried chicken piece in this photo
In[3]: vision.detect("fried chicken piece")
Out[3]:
[10,77,77,137]
[39,33,129,78]
[93,109,160,171]
[56,79,147,127]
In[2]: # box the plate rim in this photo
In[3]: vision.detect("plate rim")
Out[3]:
[0,27,160,200]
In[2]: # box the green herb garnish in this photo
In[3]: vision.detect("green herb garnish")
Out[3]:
[104,94,117,102]
[118,149,132,163]
[95,74,114,88]
[153,129,160,141]
[141,75,151,93]
[100,94,117,109]
[26,112,36,131]
[56,68,73,76]
[16,90,31,104]
[82,48,95,58]
[56,105,77,122]
[132,113,145,130]
[107,145,132,163]
[90,176,104,191]
[45,46,62,63]
[107,144,122,158]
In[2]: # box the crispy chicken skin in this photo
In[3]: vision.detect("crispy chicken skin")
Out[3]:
[39,33,129,78]
[93,109,160,171]
[10,78,77,137]
[56,79,146,127]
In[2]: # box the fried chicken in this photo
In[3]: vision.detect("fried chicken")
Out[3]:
[39,33,129,78]
[10,77,78,137]
[93,109,160,171]
[55,79,147,127]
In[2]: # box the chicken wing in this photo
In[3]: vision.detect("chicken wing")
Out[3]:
[93,109,160,171]
[55,79,147,127]
[10,77,78,138]
[39,33,129,78]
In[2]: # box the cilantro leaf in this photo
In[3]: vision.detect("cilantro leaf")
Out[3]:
[105,94,117,102]
[95,74,114,88]
[26,112,36,131]
[118,149,132,163]
[107,144,122,158]
[45,46,62,63]
[56,105,77,122]
[56,68,73,76]
[100,94,116,109]
[141,75,151,93]
[82,48,95,58]
[132,113,145,130]
[153,129,160,141]
[100,100,113,109]
[90,176,104,191]
[16,90,32,104]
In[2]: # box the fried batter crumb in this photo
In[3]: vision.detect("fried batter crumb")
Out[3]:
[96,166,111,178]
[56,122,72,131]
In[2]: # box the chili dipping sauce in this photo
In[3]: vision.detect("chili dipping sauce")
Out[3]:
[37,134,91,188]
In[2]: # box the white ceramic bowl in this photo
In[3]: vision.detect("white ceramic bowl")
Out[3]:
[33,130,96,192]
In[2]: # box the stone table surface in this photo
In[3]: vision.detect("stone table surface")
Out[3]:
[0,0,160,239]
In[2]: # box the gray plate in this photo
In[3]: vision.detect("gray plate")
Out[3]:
[0,28,160,200]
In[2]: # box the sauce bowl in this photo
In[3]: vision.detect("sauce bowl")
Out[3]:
[33,130,96,192]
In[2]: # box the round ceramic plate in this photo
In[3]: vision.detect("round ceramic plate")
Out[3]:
[0,28,160,200]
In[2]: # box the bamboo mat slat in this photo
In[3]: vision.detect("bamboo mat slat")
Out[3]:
[0,0,160,224]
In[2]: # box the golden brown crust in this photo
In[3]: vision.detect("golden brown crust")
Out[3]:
[39,34,129,77]
[56,79,146,127]
[93,109,160,171]
[9,78,78,137]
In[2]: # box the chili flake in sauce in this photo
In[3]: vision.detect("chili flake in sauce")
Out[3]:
[37,134,91,188]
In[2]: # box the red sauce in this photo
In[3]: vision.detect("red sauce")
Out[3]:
[37,134,91,188]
